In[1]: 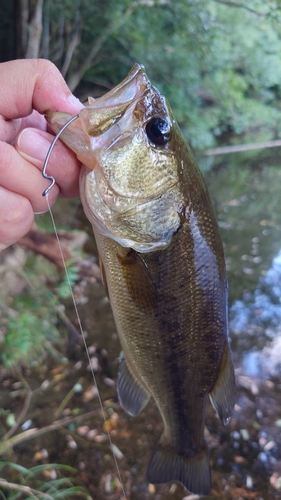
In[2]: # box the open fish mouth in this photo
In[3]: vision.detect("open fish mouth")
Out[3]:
[86,64,149,110]
[44,64,152,165]
[78,64,151,144]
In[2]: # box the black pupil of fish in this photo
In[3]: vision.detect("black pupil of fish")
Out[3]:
[145,117,171,146]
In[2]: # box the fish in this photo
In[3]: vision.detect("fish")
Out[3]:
[45,64,235,495]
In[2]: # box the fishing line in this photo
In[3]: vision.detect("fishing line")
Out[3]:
[42,127,128,500]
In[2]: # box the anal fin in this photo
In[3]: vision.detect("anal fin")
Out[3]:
[209,341,235,425]
[117,357,150,416]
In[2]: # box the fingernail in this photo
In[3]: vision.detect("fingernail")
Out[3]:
[17,128,52,164]
[66,94,84,111]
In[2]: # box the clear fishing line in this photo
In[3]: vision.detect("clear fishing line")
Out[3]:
[42,130,127,499]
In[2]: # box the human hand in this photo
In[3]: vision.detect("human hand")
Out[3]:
[0,59,84,252]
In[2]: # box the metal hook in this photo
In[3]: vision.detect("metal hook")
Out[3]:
[42,113,80,197]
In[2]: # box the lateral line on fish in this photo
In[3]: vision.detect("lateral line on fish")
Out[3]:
[45,193,128,500]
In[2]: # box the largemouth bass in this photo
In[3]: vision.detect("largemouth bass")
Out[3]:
[46,64,235,495]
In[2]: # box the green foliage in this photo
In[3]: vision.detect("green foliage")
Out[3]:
[0,251,72,370]
[58,0,281,149]
[2,0,281,148]
[57,261,80,299]
[2,312,51,368]
[0,462,91,499]
[3,0,281,148]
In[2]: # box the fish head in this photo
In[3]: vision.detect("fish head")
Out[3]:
[46,65,185,252]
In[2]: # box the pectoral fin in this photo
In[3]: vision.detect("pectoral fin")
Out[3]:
[117,249,157,313]
[99,256,109,299]
[117,357,150,416]
[209,341,235,425]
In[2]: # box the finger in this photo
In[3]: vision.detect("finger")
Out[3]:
[0,59,83,120]
[0,141,60,213]
[0,110,47,144]
[15,128,81,198]
[0,186,34,251]
[0,117,23,143]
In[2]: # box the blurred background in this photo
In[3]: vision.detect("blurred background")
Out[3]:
[1,1,281,499]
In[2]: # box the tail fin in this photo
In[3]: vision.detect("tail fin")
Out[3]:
[146,439,211,496]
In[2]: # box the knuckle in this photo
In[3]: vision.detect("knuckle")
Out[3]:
[37,58,62,83]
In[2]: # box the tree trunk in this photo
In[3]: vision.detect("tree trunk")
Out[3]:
[13,0,29,58]
[25,0,43,59]
[42,0,50,59]
[61,4,80,77]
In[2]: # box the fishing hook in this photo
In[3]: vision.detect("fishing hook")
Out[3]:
[42,113,80,197]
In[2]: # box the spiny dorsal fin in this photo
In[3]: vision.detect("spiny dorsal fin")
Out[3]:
[117,357,150,416]
[209,340,235,425]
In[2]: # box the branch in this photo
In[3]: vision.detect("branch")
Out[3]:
[42,0,50,59]
[67,5,136,92]
[61,5,81,77]
[54,377,84,418]
[61,30,80,78]
[50,12,65,61]
[212,0,265,16]
[0,410,97,455]
[2,389,33,442]
[21,0,29,51]
[202,139,281,156]
[25,0,44,58]
[14,0,29,58]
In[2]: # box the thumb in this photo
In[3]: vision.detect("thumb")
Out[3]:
[16,128,81,198]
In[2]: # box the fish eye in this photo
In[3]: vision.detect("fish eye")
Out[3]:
[145,117,171,147]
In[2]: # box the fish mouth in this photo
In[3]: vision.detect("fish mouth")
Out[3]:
[78,64,151,146]
[44,64,151,170]
[89,64,149,109]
